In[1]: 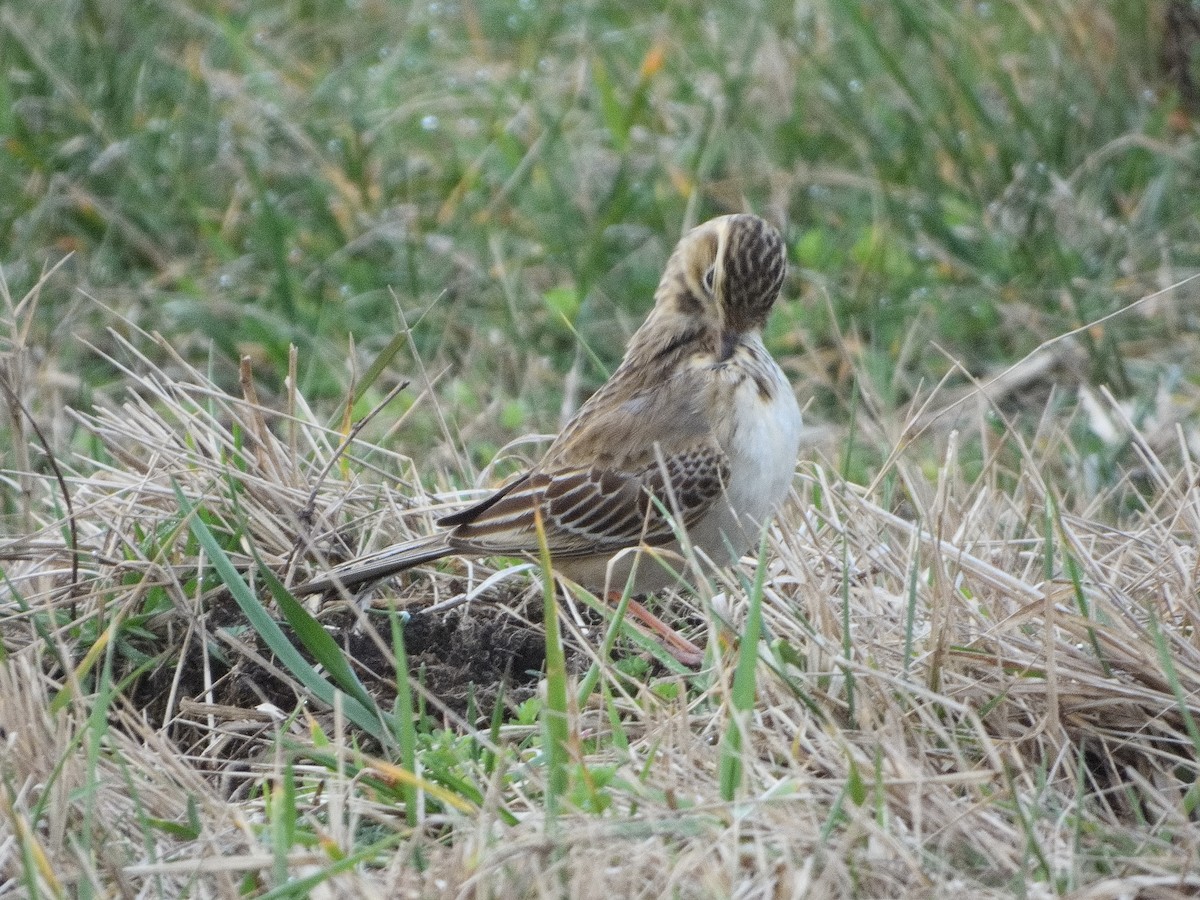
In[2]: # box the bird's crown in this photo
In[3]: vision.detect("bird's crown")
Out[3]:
[658,213,787,333]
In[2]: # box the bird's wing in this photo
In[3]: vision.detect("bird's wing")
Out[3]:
[441,349,733,559]
[444,438,730,558]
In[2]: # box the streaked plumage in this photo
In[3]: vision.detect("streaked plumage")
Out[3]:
[299,213,802,617]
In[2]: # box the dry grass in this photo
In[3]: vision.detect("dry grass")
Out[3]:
[4,278,1200,897]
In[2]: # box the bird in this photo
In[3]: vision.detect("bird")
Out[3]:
[297,213,803,665]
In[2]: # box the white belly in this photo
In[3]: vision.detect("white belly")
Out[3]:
[694,354,802,565]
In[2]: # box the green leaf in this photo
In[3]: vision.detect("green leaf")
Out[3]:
[847,757,868,806]
[259,563,382,719]
[173,482,390,744]
[543,286,582,324]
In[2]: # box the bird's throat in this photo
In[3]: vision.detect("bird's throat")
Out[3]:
[718,330,737,362]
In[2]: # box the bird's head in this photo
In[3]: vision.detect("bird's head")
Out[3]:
[657,213,787,335]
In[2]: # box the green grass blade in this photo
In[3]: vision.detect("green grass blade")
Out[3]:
[173,483,388,742]
[533,508,570,821]
[719,531,768,801]
[258,562,385,720]
[387,605,418,824]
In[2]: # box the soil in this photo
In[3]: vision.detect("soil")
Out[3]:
[377,599,556,715]
[334,587,574,723]
[130,580,595,749]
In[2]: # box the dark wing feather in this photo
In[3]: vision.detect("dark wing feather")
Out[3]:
[444,441,729,559]
[437,472,532,527]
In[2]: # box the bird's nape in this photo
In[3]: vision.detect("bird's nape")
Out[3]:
[715,214,787,333]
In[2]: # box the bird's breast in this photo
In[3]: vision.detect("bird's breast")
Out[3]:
[722,357,801,522]
[691,343,802,563]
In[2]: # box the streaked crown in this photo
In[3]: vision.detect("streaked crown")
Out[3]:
[656,213,787,334]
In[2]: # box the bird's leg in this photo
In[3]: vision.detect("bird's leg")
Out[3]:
[609,593,705,667]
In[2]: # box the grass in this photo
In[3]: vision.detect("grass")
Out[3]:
[4,0,1200,895]
[5,330,1200,895]
[4,0,1195,455]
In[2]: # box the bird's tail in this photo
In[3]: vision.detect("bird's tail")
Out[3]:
[294,533,451,596]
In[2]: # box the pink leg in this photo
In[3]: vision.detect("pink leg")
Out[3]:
[612,594,705,667]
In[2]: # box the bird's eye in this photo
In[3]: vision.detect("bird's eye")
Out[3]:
[702,265,716,293]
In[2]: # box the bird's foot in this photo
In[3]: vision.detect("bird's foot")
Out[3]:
[610,594,705,668]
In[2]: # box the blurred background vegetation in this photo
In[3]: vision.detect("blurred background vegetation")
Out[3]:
[2,0,1198,494]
